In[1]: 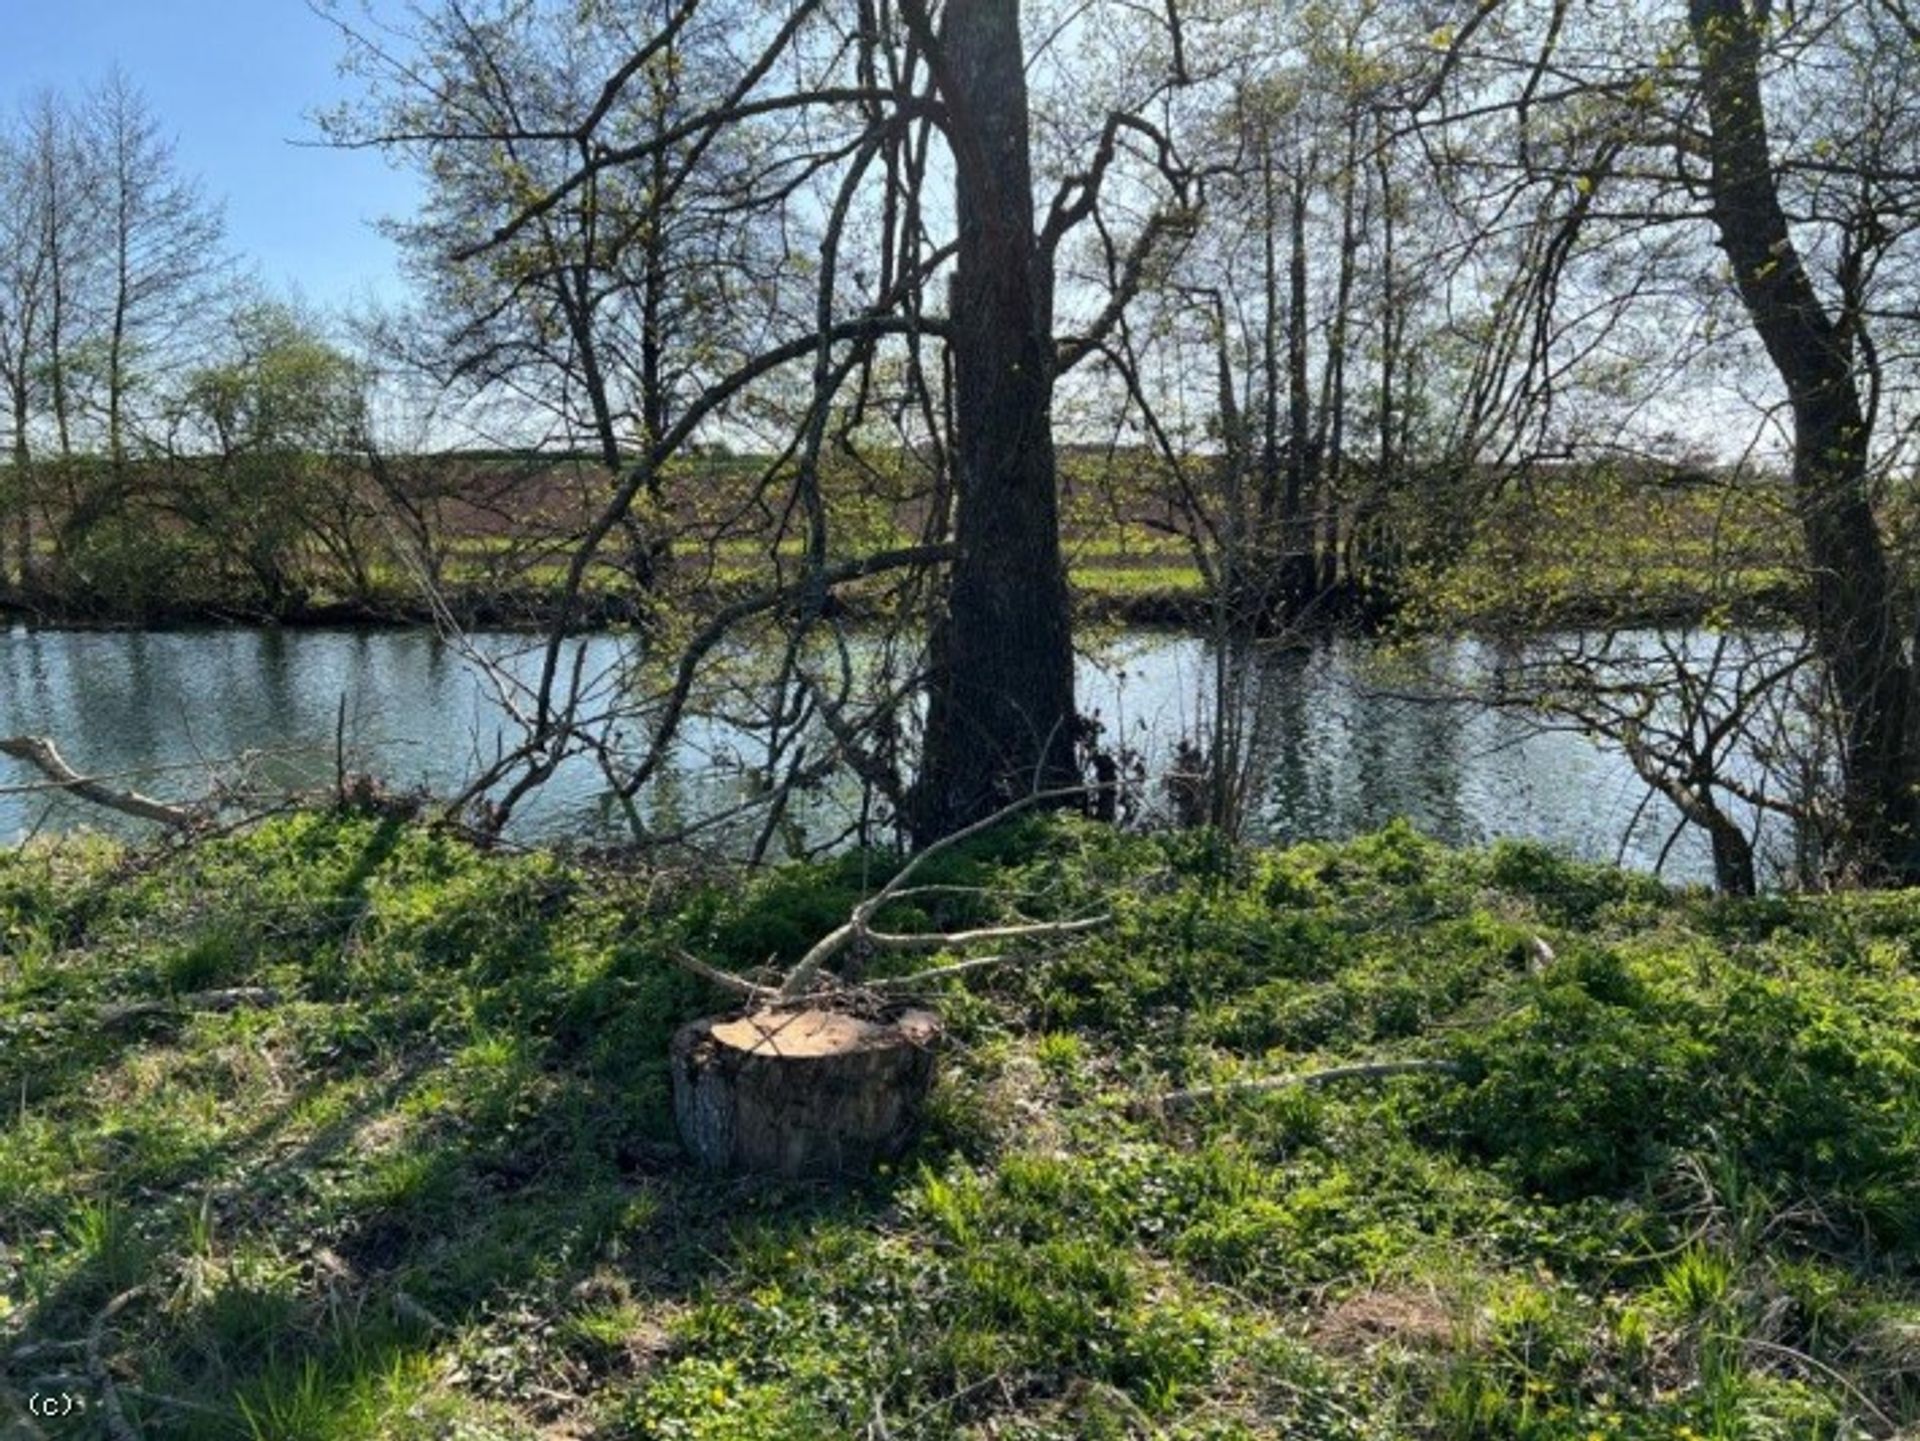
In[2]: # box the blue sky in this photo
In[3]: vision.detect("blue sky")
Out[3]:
[1,1,424,311]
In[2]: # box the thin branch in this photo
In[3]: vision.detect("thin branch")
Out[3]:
[670,949,778,1003]
[86,1287,146,1441]
[776,786,1103,1000]
[1150,1059,1465,1114]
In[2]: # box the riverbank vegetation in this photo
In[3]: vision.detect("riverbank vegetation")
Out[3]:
[0,449,1801,633]
[2,812,1917,1438]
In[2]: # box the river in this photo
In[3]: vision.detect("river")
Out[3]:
[0,623,1774,885]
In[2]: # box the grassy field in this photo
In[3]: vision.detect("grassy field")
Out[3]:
[2,815,1916,1438]
[1396,474,1801,630]
[3,454,1813,630]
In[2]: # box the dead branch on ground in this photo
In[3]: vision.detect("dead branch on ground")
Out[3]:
[1,737,201,829]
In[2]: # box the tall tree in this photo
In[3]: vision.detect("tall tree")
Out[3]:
[1395,0,1920,883]
[21,92,96,464]
[1688,0,1920,881]
[171,299,370,613]
[85,68,224,470]
[909,0,1079,835]
[0,118,51,589]
[328,0,1195,842]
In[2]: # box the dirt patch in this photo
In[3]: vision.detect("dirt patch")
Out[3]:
[1313,1287,1459,1356]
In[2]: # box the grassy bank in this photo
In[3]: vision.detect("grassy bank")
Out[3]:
[2,815,1916,1438]
[0,553,1210,633]
[3,455,1809,633]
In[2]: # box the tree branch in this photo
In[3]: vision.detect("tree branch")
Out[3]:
[1,736,200,829]
[1148,1059,1465,1115]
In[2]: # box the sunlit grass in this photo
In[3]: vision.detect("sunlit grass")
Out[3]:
[0,815,1914,1435]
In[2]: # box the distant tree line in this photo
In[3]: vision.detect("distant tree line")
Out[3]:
[0,76,404,615]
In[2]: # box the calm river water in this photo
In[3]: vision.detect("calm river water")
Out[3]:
[0,624,1758,884]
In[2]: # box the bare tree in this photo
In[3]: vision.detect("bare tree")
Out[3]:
[1400,0,1920,883]
[0,116,51,591]
[1686,0,1920,881]
[83,68,225,471]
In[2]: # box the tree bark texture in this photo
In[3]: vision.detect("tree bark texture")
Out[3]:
[1689,0,1920,881]
[914,0,1078,840]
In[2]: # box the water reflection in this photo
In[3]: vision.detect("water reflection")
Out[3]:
[1,623,1743,884]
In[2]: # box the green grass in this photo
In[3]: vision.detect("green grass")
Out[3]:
[1069,562,1206,598]
[1400,473,1803,627]
[1,815,1917,1437]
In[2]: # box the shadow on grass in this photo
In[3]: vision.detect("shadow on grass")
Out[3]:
[1,815,916,1439]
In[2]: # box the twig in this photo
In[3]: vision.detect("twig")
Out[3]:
[117,1388,230,1420]
[334,693,349,805]
[391,1290,444,1333]
[670,950,777,1002]
[861,954,1013,991]
[1716,1334,1898,1435]
[1150,1060,1465,1114]
[8,1340,86,1364]
[863,915,1112,951]
[776,785,1103,1000]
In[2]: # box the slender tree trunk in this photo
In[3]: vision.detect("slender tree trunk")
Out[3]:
[45,204,73,462]
[108,289,128,468]
[1690,0,1920,882]
[1369,130,1401,594]
[1257,135,1282,561]
[635,146,672,589]
[1375,138,1397,493]
[1317,115,1361,602]
[642,139,670,460]
[7,405,29,592]
[108,137,132,471]
[914,0,1077,839]
[1283,169,1315,614]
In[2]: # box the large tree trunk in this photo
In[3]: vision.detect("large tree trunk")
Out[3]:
[914,0,1078,839]
[1689,0,1920,883]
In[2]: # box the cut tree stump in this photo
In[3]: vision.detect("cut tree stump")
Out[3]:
[670,1007,942,1177]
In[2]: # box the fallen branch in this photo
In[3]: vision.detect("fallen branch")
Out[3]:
[86,1287,146,1441]
[391,1290,444,1333]
[1,737,199,829]
[776,786,1107,1000]
[1715,1333,1898,1435]
[116,1388,230,1421]
[97,988,281,1027]
[863,915,1112,951]
[8,1339,85,1364]
[861,954,1012,992]
[1148,1060,1465,1115]
[670,950,777,1002]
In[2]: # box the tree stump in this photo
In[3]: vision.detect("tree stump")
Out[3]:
[670,1007,942,1178]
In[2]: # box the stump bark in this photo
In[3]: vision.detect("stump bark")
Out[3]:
[670,1007,942,1177]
